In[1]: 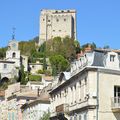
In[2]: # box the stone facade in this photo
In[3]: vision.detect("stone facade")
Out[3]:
[50,49,120,120]
[39,9,76,45]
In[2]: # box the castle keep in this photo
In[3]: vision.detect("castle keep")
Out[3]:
[39,9,77,45]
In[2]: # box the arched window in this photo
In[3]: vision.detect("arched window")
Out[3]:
[12,52,16,58]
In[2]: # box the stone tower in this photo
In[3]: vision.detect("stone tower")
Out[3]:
[6,39,20,67]
[39,9,77,45]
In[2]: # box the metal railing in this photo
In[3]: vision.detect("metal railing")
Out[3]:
[111,97,120,108]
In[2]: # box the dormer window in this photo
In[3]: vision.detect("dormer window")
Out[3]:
[110,55,115,62]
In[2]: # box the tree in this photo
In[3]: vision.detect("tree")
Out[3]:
[103,45,110,49]
[49,55,69,75]
[0,47,7,59]
[19,65,26,84]
[46,36,76,61]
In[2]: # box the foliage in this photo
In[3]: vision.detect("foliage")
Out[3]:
[0,47,7,59]
[37,69,44,74]
[81,42,96,51]
[49,55,69,75]
[19,40,36,56]
[19,65,27,84]
[46,36,76,61]
[28,75,42,81]
[74,40,81,54]
[40,111,50,120]
[44,70,51,76]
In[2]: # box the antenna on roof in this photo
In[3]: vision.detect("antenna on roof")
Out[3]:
[12,27,16,40]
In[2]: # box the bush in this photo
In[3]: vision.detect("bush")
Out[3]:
[37,69,44,74]
[29,75,42,81]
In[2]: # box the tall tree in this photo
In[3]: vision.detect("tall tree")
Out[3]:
[49,55,69,75]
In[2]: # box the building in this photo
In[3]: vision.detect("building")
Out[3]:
[39,9,77,45]
[21,99,50,120]
[0,83,20,120]
[49,49,120,120]
[21,83,51,120]
[0,39,28,81]
[0,39,20,80]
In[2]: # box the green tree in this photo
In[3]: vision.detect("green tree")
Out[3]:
[46,36,76,61]
[19,65,26,84]
[0,47,7,59]
[50,55,69,75]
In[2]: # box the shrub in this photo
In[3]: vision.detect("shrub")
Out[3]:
[37,69,44,74]
[29,75,42,81]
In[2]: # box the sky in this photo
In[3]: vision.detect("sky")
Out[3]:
[0,0,120,49]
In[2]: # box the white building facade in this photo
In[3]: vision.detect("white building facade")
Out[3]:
[39,9,77,45]
[0,39,20,80]
[50,49,120,120]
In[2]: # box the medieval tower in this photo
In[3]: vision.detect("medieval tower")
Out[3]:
[39,9,77,45]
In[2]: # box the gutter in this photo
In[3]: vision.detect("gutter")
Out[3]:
[96,69,99,120]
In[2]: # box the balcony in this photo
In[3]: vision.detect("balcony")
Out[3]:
[56,104,69,114]
[111,97,120,112]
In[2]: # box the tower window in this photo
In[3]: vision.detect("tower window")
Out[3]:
[12,52,16,58]
[64,18,66,21]
[48,20,50,22]
[4,64,7,69]
[110,55,115,62]
[56,19,59,22]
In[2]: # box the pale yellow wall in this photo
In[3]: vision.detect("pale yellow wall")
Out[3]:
[99,72,120,120]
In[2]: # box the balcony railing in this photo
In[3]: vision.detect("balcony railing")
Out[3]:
[56,104,69,114]
[111,97,120,112]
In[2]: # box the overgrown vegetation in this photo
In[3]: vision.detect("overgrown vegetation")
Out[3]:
[28,75,42,81]
[0,47,7,59]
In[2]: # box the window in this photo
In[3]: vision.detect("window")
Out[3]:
[64,18,66,21]
[43,19,45,21]
[79,115,81,120]
[48,20,50,22]
[56,19,59,22]
[84,113,87,120]
[3,64,7,69]
[59,30,61,32]
[12,52,16,58]
[114,86,120,98]
[110,55,115,62]
[70,116,73,120]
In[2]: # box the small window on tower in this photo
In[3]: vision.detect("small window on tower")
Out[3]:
[56,19,59,22]
[48,20,50,22]
[64,18,66,21]
[12,52,16,58]
[43,19,45,21]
